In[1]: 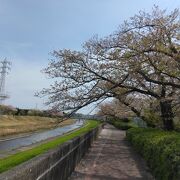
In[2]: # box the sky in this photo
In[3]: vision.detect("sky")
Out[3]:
[0,0,179,113]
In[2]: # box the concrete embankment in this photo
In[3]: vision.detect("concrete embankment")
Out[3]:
[0,126,100,180]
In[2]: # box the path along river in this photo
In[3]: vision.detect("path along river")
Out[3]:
[0,120,84,157]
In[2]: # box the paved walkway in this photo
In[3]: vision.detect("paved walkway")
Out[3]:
[70,124,154,180]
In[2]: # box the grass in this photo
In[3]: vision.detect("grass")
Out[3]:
[0,120,100,173]
[0,115,74,137]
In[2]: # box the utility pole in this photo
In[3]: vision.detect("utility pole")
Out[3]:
[0,58,11,104]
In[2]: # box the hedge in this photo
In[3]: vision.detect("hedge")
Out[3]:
[126,128,180,180]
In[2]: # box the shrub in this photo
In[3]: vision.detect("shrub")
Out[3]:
[126,128,180,180]
[174,117,180,132]
[111,120,137,130]
[143,109,162,127]
[120,117,131,123]
[0,105,17,115]
[27,109,44,116]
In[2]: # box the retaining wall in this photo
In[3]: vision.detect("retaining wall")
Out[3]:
[0,126,100,180]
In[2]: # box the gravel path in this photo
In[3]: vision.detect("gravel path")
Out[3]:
[70,124,154,180]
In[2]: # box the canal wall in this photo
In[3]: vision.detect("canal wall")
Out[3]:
[0,126,101,180]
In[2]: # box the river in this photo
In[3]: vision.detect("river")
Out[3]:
[0,119,84,156]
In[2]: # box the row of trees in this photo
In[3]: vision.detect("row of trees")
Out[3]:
[97,98,163,128]
[0,105,63,117]
[38,7,180,130]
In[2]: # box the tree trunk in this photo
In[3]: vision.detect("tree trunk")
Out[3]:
[160,100,174,130]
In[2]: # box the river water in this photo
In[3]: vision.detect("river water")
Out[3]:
[0,119,84,155]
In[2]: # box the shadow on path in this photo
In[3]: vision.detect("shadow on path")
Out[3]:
[70,124,154,180]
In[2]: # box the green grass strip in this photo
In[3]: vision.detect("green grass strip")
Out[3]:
[0,120,100,173]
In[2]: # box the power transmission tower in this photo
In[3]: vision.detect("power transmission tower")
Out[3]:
[0,58,11,104]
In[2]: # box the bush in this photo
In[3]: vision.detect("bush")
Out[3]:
[174,117,180,132]
[143,109,162,127]
[111,120,137,130]
[120,117,131,123]
[126,128,180,180]
[27,109,44,116]
[0,105,17,115]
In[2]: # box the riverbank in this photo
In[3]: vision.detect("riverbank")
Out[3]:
[0,120,84,158]
[0,115,74,137]
[0,120,100,173]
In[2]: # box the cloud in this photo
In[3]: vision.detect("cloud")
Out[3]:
[5,58,51,109]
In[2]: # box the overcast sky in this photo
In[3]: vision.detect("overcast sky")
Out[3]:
[0,0,179,113]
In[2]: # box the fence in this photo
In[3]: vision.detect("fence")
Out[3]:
[0,126,101,180]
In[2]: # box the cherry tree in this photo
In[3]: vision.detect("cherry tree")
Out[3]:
[39,7,180,130]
